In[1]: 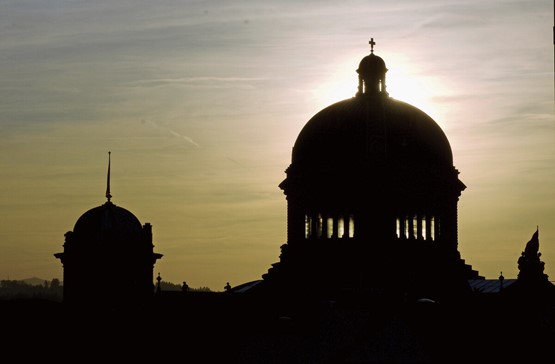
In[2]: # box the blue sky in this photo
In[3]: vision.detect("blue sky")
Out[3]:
[0,0,553,290]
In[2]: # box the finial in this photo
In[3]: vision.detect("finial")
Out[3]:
[105,151,112,202]
[155,272,162,295]
[369,38,376,54]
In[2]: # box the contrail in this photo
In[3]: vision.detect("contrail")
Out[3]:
[167,128,200,148]
[143,119,200,148]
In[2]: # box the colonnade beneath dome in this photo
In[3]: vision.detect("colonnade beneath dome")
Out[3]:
[305,213,355,239]
[303,211,441,242]
[395,214,439,241]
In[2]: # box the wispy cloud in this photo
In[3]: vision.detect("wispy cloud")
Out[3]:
[142,119,200,148]
[128,77,267,90]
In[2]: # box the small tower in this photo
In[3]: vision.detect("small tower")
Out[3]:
[356,38,388,96]
[517,228,548,283]
[54,152,163,308]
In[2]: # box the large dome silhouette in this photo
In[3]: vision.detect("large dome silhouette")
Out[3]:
[261,38,481,301]
[292,96,453,168]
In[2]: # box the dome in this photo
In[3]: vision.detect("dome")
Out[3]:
[291,96,453,169]
[292,97,453,167]
[73,201,143,242]
[357,53,387,76]
[290,38,454,169]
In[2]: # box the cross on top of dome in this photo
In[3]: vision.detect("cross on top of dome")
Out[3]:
[369,38,376,54]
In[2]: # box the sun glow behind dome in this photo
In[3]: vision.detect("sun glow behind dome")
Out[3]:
[386,65,449,124]
[310,56,360,110]
[311,54,449,125]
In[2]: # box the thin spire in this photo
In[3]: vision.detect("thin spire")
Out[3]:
[369,37,376,54]
[105,151,112,202]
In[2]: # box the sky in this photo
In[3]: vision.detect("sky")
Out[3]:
[0,0,553,291]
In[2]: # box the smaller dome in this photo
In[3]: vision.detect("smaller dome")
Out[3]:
[356,39,388,96]
[357,53,387,76]
[73,201,143,242]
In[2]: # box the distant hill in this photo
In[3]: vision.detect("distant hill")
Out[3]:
[19,277,63,286]
[159,281,212,292]
[1,277,63,301]
[6,278,207,290]
[21,277,50,286]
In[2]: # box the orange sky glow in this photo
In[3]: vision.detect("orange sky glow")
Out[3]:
[0,0,553,291]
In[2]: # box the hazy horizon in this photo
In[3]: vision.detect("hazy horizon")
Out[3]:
[1,0,553,291]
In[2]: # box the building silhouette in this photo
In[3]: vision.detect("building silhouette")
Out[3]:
[39,39,554,363]
[54,152,162,308]
[259,38,481,303]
